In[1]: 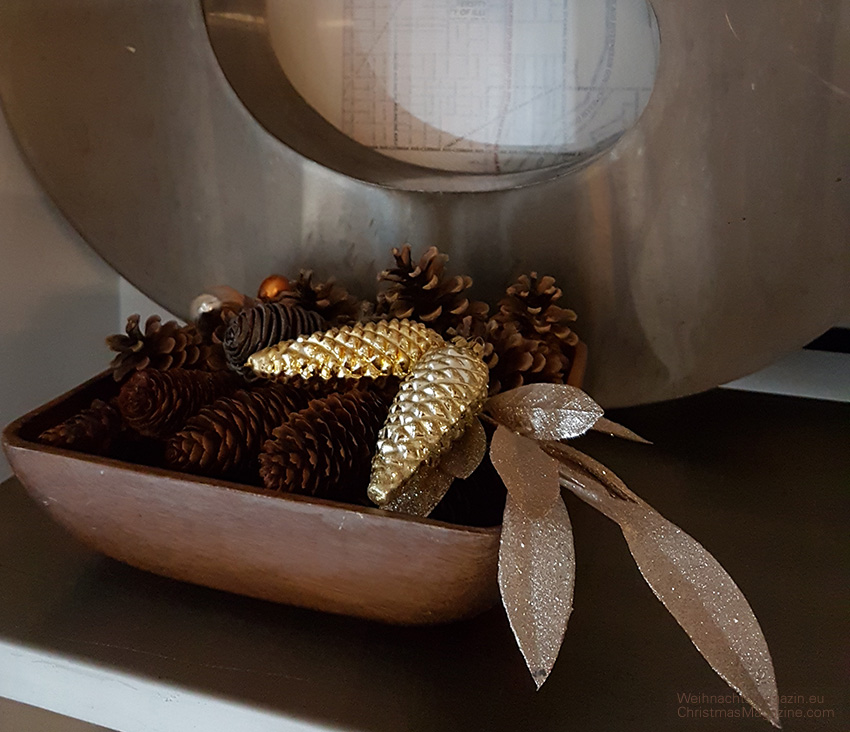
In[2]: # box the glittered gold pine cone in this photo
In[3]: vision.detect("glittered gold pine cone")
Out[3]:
[248,319,445,381]
[259,389,389,502]
[165,383,311,477]
[485,319,570,395]
[274,270,365,326]
[117,368,236,438]
[376,245,489,337]
[106,314,215,382]
[367,339,490,507]
[223,301,326,376]
[39,398,123,455]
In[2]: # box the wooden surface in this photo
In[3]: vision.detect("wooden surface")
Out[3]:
[2,374,500,625]
[0,388,847,731]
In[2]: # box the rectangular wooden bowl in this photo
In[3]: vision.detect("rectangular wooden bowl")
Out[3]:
[2,373,501,625]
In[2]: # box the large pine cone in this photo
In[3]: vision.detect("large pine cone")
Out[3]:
[39,398,123,455]
[222,302,325,376]
[107,315,215,382]
[274,270,364,326]
[117,369,235,438]
[376,245,489,337]
[259,389,389,502]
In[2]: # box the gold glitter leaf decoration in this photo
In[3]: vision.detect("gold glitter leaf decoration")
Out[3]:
[383,418,487,517]
[490,426,561,520]
[247,318,444,381]
[438,417,487,480]
[555,445,779,728]
[591,416,652,444]
[486,384,603,441]
[498,491,575,689]
[382,462,455,517]
[368,340,489,508]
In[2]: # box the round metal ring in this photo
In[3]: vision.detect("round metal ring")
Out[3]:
[0,0,847,406]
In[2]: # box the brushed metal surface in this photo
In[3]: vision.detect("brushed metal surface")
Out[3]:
[0,1,847,406]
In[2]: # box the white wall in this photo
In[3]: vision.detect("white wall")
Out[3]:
[0,111,119,480]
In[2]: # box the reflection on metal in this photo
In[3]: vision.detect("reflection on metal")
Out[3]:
[0,0,847,406]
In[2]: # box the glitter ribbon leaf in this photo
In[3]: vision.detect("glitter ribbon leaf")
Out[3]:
[490,428,575,687]
[486,383,603,441]
[498,492,575,689]
[591,416,652,444]
[383,419,487,517]
[550,443,780,728]
[383,462,455,517]
[490,425,561,520]
[438,418,487,479]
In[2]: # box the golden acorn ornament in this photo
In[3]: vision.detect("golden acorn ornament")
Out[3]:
[367,338,490,508]
[247,318,444,381]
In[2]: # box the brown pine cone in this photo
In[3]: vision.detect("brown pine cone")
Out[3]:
[484,320,571,395]
[106,314,218,382]
[222,302,326,376]
[194,294,251,349]
[259,389,389,502]
[39,398,123,455]
[274,270,364,326]
[117,368,236,438]
[495,272,579,345]
[376,245,489,337]
[165,383,311,478]
[482,273,580,395]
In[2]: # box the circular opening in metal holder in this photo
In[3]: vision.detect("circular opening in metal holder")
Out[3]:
[205,0,659,192]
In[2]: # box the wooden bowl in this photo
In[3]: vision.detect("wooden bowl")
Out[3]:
[2,374,501,625]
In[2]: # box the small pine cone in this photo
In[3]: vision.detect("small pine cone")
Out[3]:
[107,315,214,382]
[248,319,445,381]
[165,383,311,477]
[484,319,570,395]
[223,302,326,376]
[259,389,389,502]
[367,339,490,507]
[274,270,364,326]
[117,368,235,438]
[495,272,579,345]
[39,398,123,455]
[376,245,489,337]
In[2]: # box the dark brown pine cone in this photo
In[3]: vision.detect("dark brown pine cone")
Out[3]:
[106,314,217,382]
[222,302,326,376]
[39,398,123,455]
[274,270,364,326]
[117,368,236,438]
[375,244,489,337]
[259,389,389,502]
[165,383,311,478]
[193,293,253,366]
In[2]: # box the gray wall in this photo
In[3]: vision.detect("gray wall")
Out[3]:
[0,111,118,480]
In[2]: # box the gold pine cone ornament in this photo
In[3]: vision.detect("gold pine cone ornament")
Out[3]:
[367,338,490,508]
[247,319,444,381]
